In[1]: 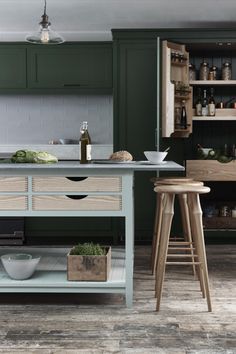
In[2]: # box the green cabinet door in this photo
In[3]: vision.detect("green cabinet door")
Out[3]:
[0,46,26,88]
[27,44,112,89]
[113,39,157,242]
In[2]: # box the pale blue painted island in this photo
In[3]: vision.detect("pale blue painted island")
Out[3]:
[0,161,184,307]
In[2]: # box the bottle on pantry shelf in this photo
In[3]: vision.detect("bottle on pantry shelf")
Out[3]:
[174,106,181,129]
[180,100,187,129]
[222,61,232,80]
[232,206,236,218]
[195,88,202,116]
[223,143,229,157]
[199,60,209,80]
[208,88,216,116]
[231,144,236,158]
[201,89,209,116]
[79,121,91,164]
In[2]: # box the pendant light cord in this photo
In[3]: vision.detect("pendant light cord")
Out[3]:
[44,0,47,16]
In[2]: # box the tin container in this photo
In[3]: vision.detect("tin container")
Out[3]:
[208,65,218,80]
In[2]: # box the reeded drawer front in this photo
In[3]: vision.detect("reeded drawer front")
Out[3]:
[32,195,122,211]
[32,176,121,192]
[0,177,28,192]
[0,195,28,210]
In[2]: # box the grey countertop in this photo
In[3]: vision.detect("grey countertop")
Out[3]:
[0,160,184,172]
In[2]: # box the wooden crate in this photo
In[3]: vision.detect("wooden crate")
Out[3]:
[186,160,236,181]
[67,247,111,281]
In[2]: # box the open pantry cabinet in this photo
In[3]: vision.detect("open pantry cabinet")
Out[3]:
[162,39,236,138]
[161,37,236,234]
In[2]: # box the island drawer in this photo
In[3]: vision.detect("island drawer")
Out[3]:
[32,195,122,211]
[0,177,28,192]
[0,196,28,210]
[32,176,122,192]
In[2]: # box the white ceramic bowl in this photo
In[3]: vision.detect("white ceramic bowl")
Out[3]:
[144,151,168,164]
[1,253,40,280]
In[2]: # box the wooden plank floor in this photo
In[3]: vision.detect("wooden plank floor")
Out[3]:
[0,245,235,353]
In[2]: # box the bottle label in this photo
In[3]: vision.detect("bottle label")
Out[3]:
[202,106,208,116]
[209,103,216,116]
[86,144,92,160]
[196,103,202,116]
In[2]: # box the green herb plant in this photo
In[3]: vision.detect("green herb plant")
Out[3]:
[70,242,106,256]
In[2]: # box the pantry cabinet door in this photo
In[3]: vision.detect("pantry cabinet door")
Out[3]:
[113,39,157,242]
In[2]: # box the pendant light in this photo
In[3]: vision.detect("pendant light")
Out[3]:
[26,0,64,44]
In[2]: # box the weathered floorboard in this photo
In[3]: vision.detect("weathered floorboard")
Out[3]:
[0,245,235,353]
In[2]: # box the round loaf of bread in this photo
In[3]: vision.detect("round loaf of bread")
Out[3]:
[109,150,133,161]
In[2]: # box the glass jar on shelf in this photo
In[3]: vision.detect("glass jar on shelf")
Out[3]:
[208,65,218,80]
[189,63,196,81]
[199,61,209,80]
[222,61,232,80]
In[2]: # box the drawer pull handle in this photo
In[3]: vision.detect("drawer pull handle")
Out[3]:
[65,195,88,200]
[66,177,88,182]
[63,84,88,87]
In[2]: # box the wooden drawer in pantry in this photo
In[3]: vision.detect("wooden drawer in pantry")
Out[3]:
[186,160,236,181]
[0,195,28,210]
[32,176,121,192]
[32,195,122,211]
[0,177,27,192]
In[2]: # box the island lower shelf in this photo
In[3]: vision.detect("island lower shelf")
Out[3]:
[0,247,125,293]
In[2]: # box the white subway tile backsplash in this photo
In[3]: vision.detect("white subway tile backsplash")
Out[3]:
[0,95,113,144]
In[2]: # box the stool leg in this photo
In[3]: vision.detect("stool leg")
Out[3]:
[151,193,160,272]
[155,193,175,311]
[178,193,196,276]
[187,193,206,299]
[151,193,165,275]
[188,193,212,312]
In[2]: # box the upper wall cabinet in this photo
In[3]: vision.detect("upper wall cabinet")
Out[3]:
[27,44,112,90]
[0,47,27,88]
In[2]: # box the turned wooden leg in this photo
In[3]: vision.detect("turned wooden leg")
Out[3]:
[188,193,212,312]
[155,193,175,311]
[178,193,196,276]
[151,193,165,275]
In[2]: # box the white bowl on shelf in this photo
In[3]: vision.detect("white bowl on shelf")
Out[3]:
[144,151,168,164]
[1,253,40,280]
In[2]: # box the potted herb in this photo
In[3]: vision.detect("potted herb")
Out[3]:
[67,242,111,281]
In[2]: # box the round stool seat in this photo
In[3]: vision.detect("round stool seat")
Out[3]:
[154,184,210,195]
[150,177,194,184]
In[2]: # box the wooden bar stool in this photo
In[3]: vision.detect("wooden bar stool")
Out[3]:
[150,177,203,275]
[153,184,212,312]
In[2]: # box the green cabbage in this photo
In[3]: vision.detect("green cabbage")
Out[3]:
[11,150,58,164]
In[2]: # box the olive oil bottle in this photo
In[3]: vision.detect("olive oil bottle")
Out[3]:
[79,121,91,164]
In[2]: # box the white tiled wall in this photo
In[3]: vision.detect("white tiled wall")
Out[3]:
[0,95,113,144]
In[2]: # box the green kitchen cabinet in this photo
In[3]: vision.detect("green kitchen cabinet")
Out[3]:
[113,37,158,242]
[0,46,27,88]
[27,44,112,90]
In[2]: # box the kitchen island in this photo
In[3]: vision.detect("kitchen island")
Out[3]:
[0,161,184,307]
